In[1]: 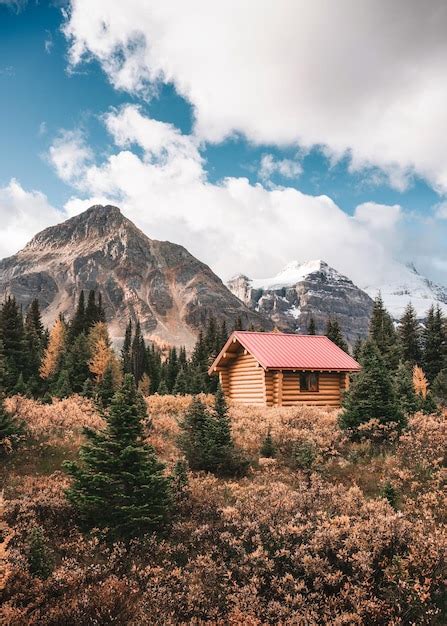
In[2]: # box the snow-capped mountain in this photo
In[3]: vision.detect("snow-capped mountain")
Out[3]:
[362,262,447,319]
[228,260,374,343]
[228,259,447,342]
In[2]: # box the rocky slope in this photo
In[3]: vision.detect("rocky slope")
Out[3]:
[227,260,374,343]
[0,205,270,349]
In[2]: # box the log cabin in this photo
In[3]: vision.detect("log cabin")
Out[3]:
[208,331,361,407]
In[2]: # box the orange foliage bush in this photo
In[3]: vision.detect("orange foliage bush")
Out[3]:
[1,395,446,624]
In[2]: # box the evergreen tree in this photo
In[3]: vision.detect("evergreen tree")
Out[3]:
[121,319,132,374]
[64,374,171,539]
[166,347,179,392]
[326,318,349,353]
[368,293,399,369]
[233,316,243,331]
[0,296,27,391]
[26,527,54,579]
[260,427,276,458]
[52,369,72,399]
[422,305,446,382]
[394,361,419,417]
[157,378,169,395]
[131,321,146,383]
[0,339,7,389]
[353,337,364,362]
[69,291,86,341]
[173,367,188,395]
[398,303,422,365]
[24,299,45,383]
[178,397,213,471]
[96,364,115,408]
[97,292,106,323]
[146,343,162,394]
[381,482,398,510]
[339,340,405,438]
[432,368,447,406]
[81,378,94,399]
[13,373,27,396]
[307,316,316,335]
[64,332,91,393]
[0,394,22,452]
[84,289,99,330]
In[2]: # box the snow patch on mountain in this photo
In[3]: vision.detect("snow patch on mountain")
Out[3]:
[362,262,447,319]
[250,259,342,290]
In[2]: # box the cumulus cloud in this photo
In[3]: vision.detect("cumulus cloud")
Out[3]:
[48,129,93,186]
[46,105,419,286]
[354,202,402,231]
[0,179,62,258]
[259,154,303,183]
[64,0,447,193]
[434,201,447,219]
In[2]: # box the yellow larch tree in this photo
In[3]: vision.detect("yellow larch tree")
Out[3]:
[40,318,66,380]
[89,337,112,382]
[413,365,428,399]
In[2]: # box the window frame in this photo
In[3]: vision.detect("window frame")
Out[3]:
[299,371,319,393]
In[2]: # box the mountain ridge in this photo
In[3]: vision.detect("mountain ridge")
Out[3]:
[0,205,271,349]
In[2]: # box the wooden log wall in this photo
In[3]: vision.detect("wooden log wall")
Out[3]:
[226,350,266,404]
[281,371,342,407]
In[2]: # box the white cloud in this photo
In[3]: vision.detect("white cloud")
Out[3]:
[259,154,302,183]
[0,179,63,258]
[434,201,447,219]
[47,105,418,287]
[48,129,93,186]
[64,0,447,193]
[354,202,402,231]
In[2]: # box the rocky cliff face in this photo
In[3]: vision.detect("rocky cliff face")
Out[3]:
[0,205,270,349]
[227,260,373,343]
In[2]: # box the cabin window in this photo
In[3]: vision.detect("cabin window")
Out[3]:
[300,372,319,392]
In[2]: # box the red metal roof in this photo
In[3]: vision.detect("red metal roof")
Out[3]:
[210,331,361,372]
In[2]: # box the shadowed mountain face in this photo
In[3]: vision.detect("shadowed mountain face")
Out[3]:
[0,205,270,348]
[228,260,374,344]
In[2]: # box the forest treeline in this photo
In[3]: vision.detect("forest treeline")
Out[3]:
[0,290,446,407]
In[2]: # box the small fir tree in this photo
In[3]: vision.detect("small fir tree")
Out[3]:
[121,319,132,374]
[12,372,27,396]
[432,368,447,406]
[0,296,27,391]
[339,340,405,437]
[53,369,72,399]
[26,526,54,579]
[173,367,188,395]
[157,378,169,395]
[398,303,422,365]
[394,361,419,417]
[260,427,276,458]
[326,318,349,353]
[381,482,398,510]
[368,293,399,369]
[422,305,446,382]
[69,290,86,341]
[96,364,115,408]
[353,337,364,362]
[64,374,171,539]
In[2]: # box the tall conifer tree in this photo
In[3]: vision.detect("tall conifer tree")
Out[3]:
[64,374,171,539]
[398,303,422,365]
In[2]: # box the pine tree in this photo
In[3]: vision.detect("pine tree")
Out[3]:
[64,332,91,393]
[13,373,27,396]
[368,293,399,369]
[0,340,7,389]
[85,289,101,331]
[96,364,115,408]
[339,340,405,437]
[40,318,66,381]
[157,378,169,395]
[64,374,171,539]
[432,369,447,406]
[53,369,72,399]
[422,305,446,382]
[121,319,132,374]
[0,296,27,391]
[307,316,316,335]
[24,299,45,383]
[69,291,86,341]
[178,397,213,471]
[353,337,364,362]
[131,321,146,383]
[26,526,54,579]
[398,303,422,365]
[173,367,188,395]
[381,482,398,510]
[166,347,179,392]
[394,361,419,417]
[81,378,94,399]
[326,318,349,353]
[97,292,106,323]
[260,427,276,458]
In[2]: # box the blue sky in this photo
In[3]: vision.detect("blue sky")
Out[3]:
[1,1,447,287]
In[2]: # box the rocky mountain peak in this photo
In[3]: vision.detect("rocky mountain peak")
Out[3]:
[0,205,270,349]
[25,205,134,252]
